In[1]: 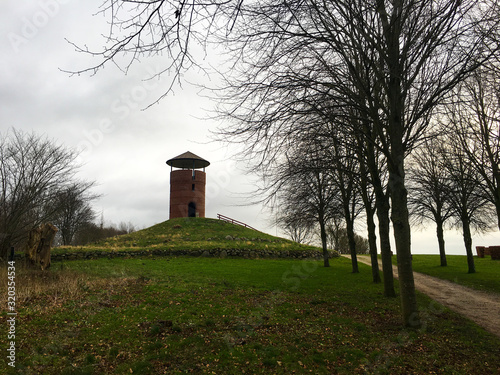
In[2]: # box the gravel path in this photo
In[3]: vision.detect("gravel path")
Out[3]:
[352,255,500,338]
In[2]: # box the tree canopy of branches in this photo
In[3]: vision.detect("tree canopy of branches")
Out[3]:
[78,0,500,327]
[275,206,314,245]
[452,67,500,230]
[0,129,97,259]
[216,0,498,327]
[72,220,136,246]
[260,138,341,268]
[52,182,99,246]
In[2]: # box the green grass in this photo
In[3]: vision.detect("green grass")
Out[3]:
[2,257,500,374]
[403,255,500,294]
[52,217,324,256]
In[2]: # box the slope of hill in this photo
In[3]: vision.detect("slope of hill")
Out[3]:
[53,217,334,260]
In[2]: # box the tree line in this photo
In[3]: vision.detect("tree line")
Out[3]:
[0,129,135,257]
[66,0,500,328]
[267,70,498,275]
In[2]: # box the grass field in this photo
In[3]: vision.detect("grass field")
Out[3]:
[2,256,500,374]
[401,255,500,294]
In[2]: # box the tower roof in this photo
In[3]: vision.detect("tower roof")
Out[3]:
[166,151,210,169]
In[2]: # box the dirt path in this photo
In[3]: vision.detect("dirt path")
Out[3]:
[351,255,500,338]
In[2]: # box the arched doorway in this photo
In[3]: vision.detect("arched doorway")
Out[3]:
[188,202,196,217]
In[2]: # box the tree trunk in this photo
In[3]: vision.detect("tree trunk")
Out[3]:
[366,157,395,294]
[495,197,500,231]
[378,0,420,328]
[358,153,381,283]
[436,219,447,267]
[492,160,500,231]
[346,216,359,273]
[318,215,330,268]
[376,189,396,297]
[25,223,58,270]
[386,69,419,326]
[363,132,395,294]
[389,157,420,328]
[360,184,380,282]
[366,209,381,283]
[462,217,475,274]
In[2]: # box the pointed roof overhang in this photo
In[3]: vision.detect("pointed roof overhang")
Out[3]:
[166,151,210,169]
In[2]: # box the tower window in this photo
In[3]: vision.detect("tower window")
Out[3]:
[192,184,195,191]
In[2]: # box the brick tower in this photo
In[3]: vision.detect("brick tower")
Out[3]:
[166,151,210,219]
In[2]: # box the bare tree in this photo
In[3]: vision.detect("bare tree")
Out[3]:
[273,122,364,273]
[442,126,496,273]
[275,204,314,244]
[271,144,340,268]
[72,221,130,245]
[215,0,497,327]
[0,129,86,259]
[79,0,500,327]
[408,137,454,267]
[323,124,363,273]
[454,68,500,230]
[325,216,343,253]
[118,221,136,234]
[352,112,394,293]
[51,182,99,245]
[354,75,396,294]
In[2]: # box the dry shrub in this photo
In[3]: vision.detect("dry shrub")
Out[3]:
[0,262,135,312]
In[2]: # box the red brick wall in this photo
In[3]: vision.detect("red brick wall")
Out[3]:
[169,169,206,219]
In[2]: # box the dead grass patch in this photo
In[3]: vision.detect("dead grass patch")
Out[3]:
[0,262,136,312]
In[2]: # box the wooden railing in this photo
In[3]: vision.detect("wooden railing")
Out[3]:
[217,214,258,231]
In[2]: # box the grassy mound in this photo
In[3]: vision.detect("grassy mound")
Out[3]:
[53,217,327,257]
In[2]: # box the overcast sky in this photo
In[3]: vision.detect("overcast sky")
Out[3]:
[1,0,499,256]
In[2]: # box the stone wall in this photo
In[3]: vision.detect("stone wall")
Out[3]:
[12,248,339,262]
